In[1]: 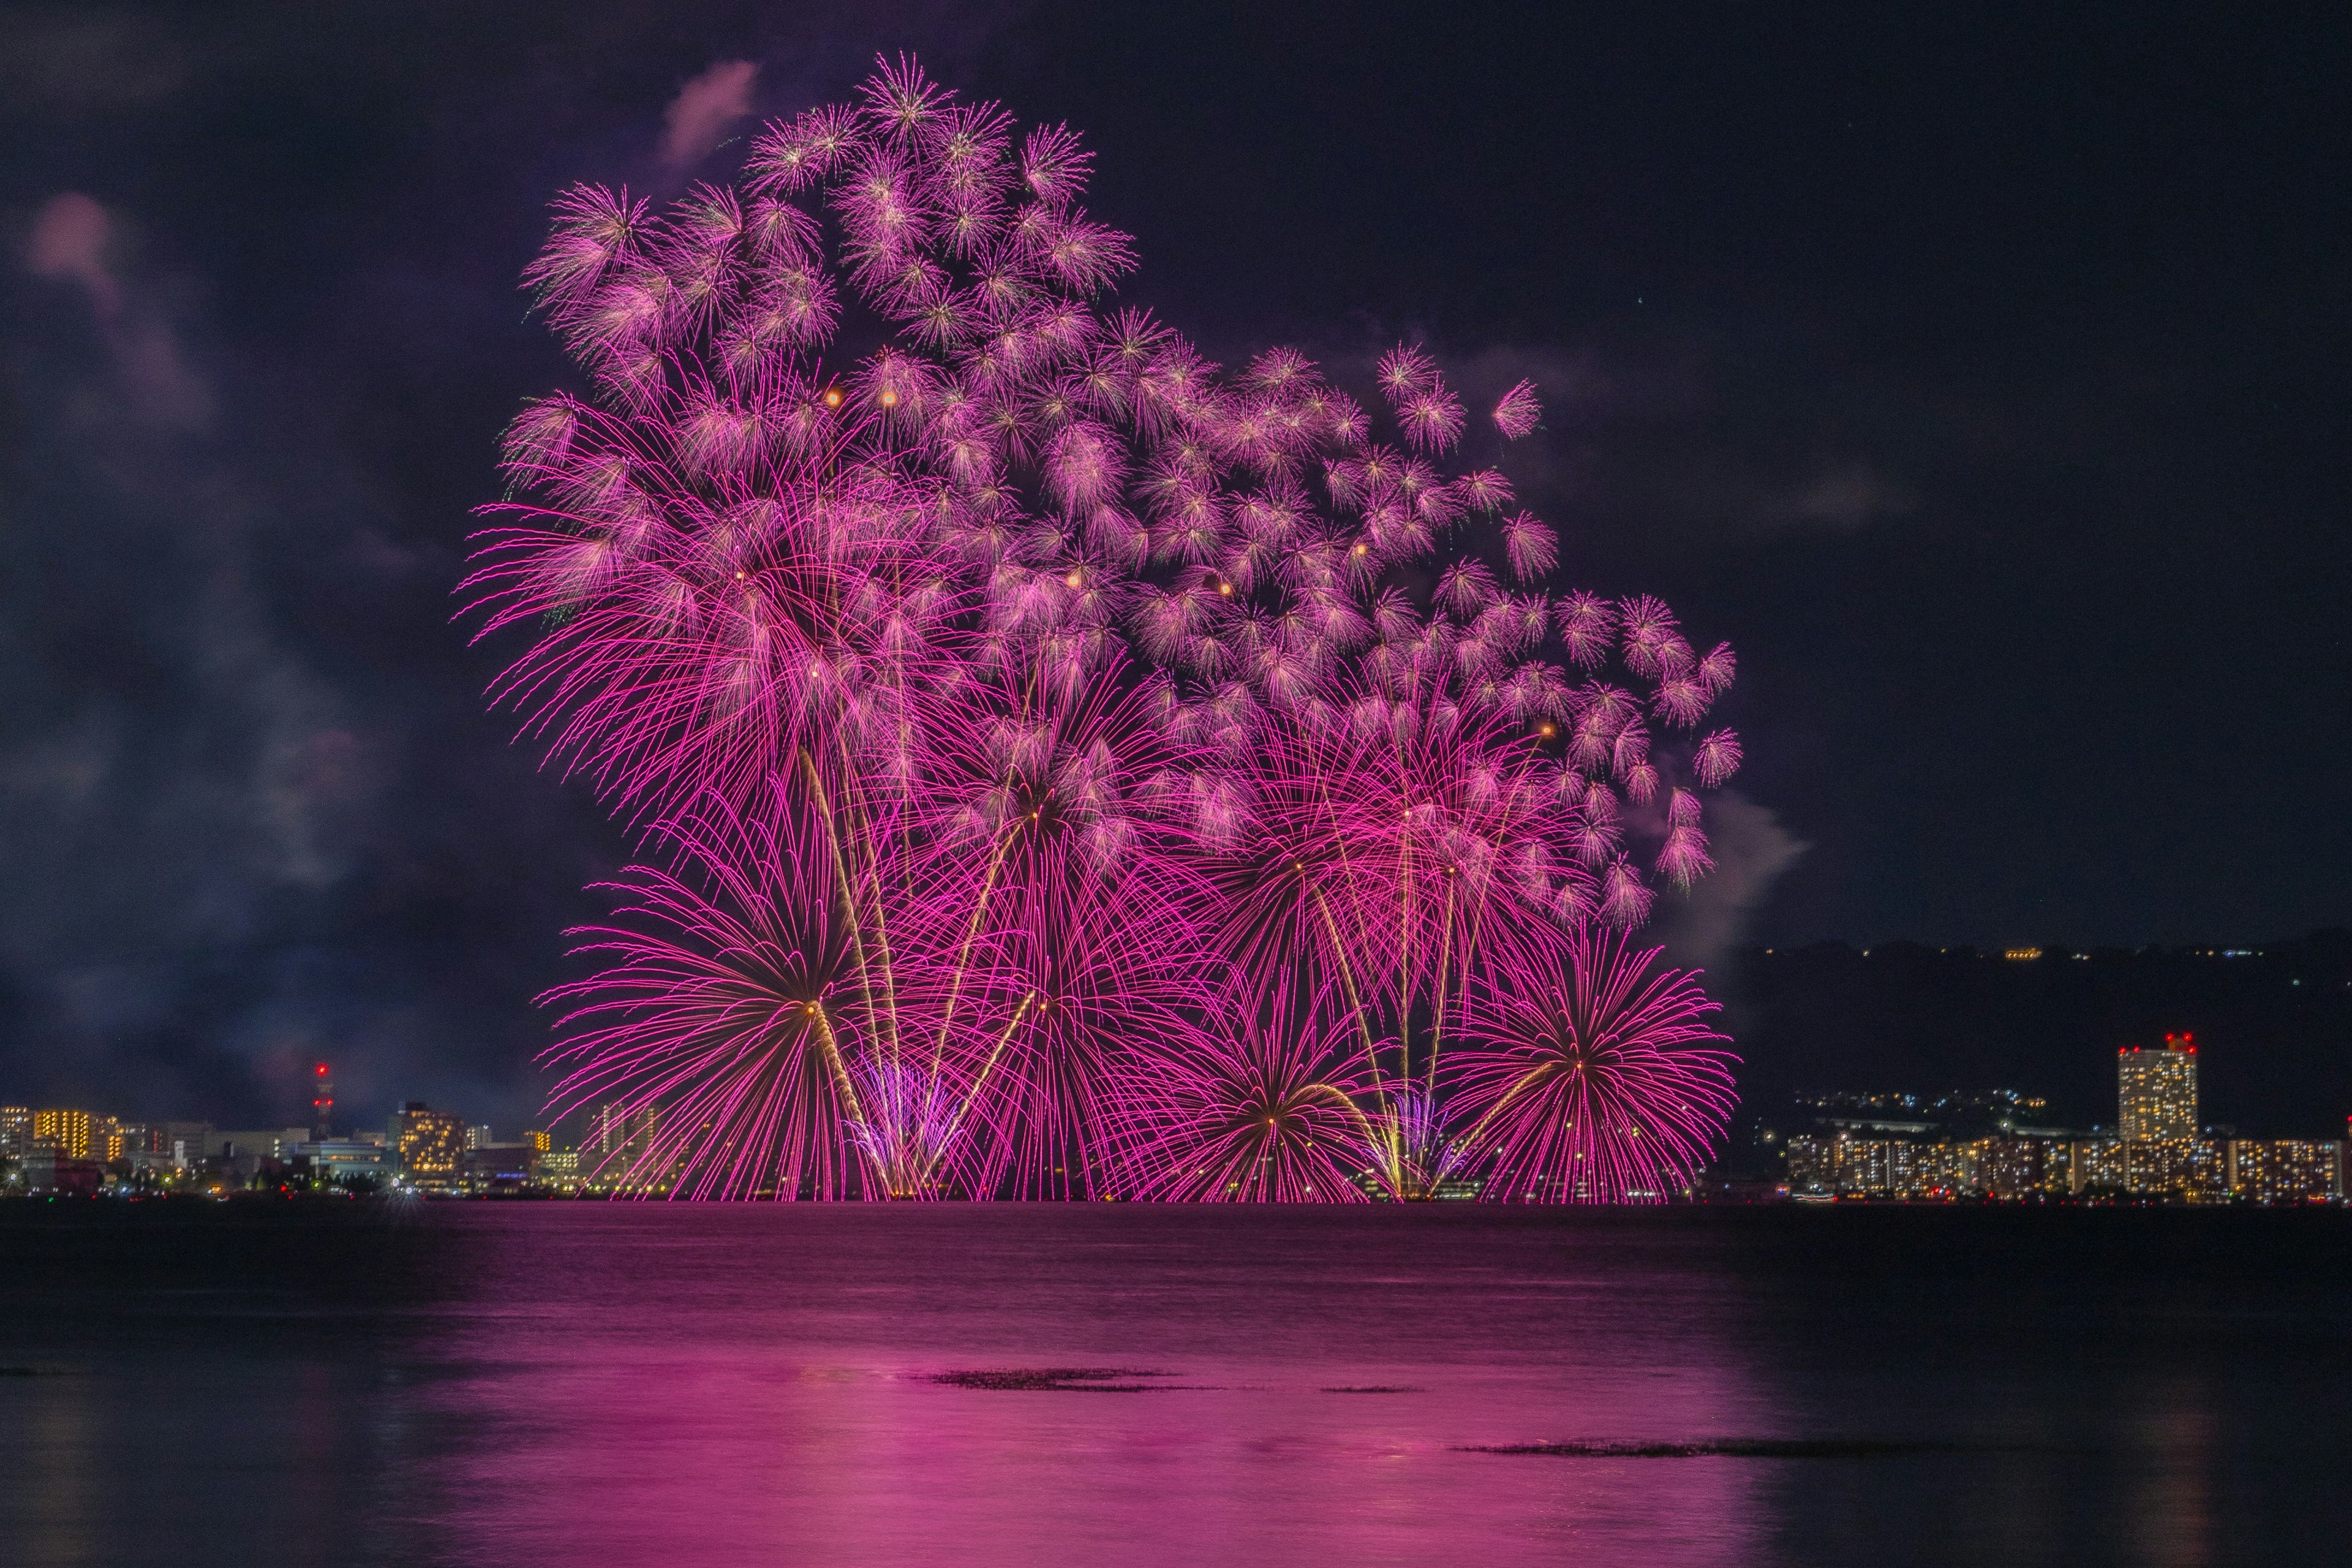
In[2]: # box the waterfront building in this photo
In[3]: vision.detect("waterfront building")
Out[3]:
[589,1102,660,1158]
[1885,1139,1942,1196]
[33,1109,93,1160]
[2073,1138,2127,1193]
[2113,1034,2230,1199]
[1791,1133,1885,1196]
[1981,1136,2063,1199]
[390,1103,470,1185]
[206,1128,312,1159]
[2227,1140,2343,1204]
[1789,1133,2086,1200]
[1788,1134,1946,1198]
[122,1147,184,1181]
[2117,1035,2197,1142]
[94,1118,158,1163]
[197,1128,311,1184]
[0,1107,30,1158]
[2128,1136,2227,1201]
[298,1139,396,1186]
[161,1121,212,1171]
[1789,1121,2344,1207]
[587,1102,663,1188]
[17,1148,103,1194]
[464,1141,541,1188]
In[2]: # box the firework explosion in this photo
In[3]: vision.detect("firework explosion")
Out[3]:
[467,55,1744,1201]
[1449,925,1738,1202]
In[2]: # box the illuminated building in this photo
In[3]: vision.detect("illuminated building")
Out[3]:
[311,1061,334,1139]
[1786,1034,2345,1205]
[1789,1133,2089,1200]
[1884,1140,1939,1196]
[202,1128,311,1185]
[587,1102,663,1187]
[2117,1034,2198,1142]
[464,1140,541,1188]
[1785,1133,2066,1200]
[1788,1134,1882,1197]
[2227,1140,2343,1204]
[2177,1137,2228,1201]
[1787,1134,1973,1199]
[390,1102,469,1185]
[34,1109,92,1160]
[2003,947,2043,962]
[589,1101,658,1157]
[1,1107,31,1158]
[1980,1136,2069,1199]
[2113,1033,2227,1199]
[206,1128,311,1160]
[95,1118,151,1163]
[298,1139,394,1185]
[522,1129,551,1153]
[91,1118,159,1164]
[2072,1139,2127,1194]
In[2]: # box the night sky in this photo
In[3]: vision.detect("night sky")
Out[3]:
[4,2,2346,1133]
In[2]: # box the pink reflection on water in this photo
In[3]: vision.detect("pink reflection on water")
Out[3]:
[425,1346,1767,1564]
[404,1208,1768,1565]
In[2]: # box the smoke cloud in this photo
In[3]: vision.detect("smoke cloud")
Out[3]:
[660,60,760,168]
[28,192,119,315]
[24,190,210,426]
[1649,793,1809,974]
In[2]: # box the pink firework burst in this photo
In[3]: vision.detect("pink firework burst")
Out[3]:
[903,655,1215,1199]
[1491,378,1542,439]
[542,790,894,1200]
[1449,927,1738,1202]
[1106,1006,1374,1202]
[474,51,1757,1200]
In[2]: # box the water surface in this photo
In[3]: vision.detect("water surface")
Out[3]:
[3,1204,2345,1566]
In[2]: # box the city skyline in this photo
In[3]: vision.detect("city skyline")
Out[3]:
[7,928,2346,1140]
[13,1016,2346,1204]
[1784,1030,2345,1204]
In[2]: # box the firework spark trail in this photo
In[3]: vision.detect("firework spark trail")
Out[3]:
[469,53,1748,1197]
[1447,927,1738,1202]
[1107,1006,1376,1202]
[542,791,881,1199]
[904,654,1218,1199]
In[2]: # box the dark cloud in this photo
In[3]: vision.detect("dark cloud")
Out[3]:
[4,184,611,1134]
[0,1,1042,1136]
[0,10,195,111]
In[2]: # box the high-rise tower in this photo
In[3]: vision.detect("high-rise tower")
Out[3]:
[311,1061,335,1139]
[2117,1033,2198,1142]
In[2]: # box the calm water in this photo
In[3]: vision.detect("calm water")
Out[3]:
[2,1203,2346,1566]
